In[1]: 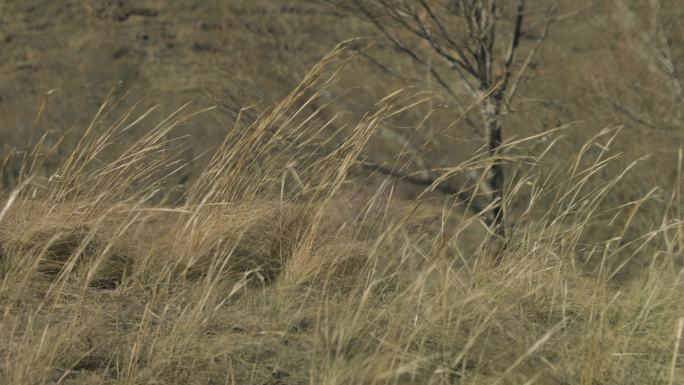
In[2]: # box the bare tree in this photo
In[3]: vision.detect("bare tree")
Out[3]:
[328,0,557,257]
[614,0,683,122]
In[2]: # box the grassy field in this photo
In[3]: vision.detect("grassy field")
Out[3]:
[0,1,683,384]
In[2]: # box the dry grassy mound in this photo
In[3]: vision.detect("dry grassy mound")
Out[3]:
[0,49,682,385]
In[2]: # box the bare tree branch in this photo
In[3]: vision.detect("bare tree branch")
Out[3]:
[361,161,485,214]
[323,0,558,258]
[505,1,558,105]
[503,0,525,78]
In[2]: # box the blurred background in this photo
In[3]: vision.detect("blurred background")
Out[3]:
[0,0,682,198]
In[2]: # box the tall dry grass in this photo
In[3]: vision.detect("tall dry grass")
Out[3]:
[0,45,683,385]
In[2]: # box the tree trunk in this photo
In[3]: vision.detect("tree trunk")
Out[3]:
[480,91,507,257]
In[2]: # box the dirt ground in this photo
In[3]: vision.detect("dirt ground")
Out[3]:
[0,1,352,163]
[2,1,683,188]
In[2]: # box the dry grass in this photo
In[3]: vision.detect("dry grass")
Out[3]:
[0,43,683,385]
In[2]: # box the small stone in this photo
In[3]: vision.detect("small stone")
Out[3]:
[271,369,290,379]
[0,31,12,43]
[288,317,313,333]
[231,324,246,333]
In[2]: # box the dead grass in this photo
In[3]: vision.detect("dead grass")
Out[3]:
[0,44,683,385]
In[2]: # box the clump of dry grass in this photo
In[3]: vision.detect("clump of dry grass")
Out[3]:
[0,46,683,385]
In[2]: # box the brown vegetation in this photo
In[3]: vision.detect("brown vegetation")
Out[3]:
[0,1,683,384]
